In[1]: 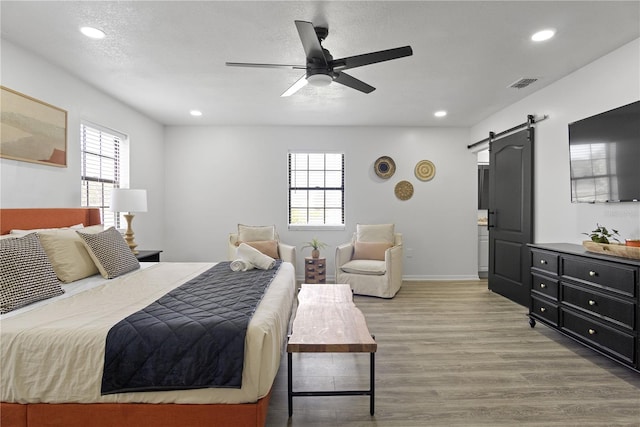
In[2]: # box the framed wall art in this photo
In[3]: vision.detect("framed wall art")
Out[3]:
[1,86,67,167]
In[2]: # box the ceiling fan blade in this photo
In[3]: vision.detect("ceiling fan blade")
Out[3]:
[294,20,327,67]
[332,71,375,94]
[281,74,308,97]
[225,62,306,70]
[333,46,413,70]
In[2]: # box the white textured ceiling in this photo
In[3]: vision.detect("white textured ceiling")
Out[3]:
[1,1,639,127]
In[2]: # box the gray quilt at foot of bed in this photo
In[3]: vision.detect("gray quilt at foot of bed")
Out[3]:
[101,261,282,394]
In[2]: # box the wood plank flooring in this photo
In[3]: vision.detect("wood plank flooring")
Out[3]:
[265,280,640,426]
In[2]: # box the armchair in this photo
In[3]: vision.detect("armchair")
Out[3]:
[335,224,403,298]
[228,224,296,268]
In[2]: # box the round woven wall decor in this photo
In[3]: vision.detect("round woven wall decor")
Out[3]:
[394,180,414,201]
[374,156,396,179]
[415,160,436,181]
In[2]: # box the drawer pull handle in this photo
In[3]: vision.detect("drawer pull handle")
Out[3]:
[540,307,546,313]
[540,260,547,265]
[539,283,547,289]
[588,328,596,335]
[588,300,596,306]
[589,270,596,277]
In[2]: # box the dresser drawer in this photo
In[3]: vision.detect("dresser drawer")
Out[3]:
[531,296,558,326]
[531,273,559,300]
[531,249,559,275]
[562,257,637,297]
[562,309,635,364]
[562,283,635,330]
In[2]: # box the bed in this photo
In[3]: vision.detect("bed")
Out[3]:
[0,208,296,427]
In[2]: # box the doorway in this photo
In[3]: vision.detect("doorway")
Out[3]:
[477,149,490,279]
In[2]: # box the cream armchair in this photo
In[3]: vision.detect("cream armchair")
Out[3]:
[227,224,296,268]
[335,224,403,298]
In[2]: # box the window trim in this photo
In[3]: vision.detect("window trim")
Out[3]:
[287,151,345,231]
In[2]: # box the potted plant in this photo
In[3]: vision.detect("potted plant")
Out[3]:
[302,238,327,259]
[583,224,621,244]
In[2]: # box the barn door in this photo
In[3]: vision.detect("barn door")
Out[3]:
[487,127,534,306]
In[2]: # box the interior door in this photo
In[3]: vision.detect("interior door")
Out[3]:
[488,128,534,306]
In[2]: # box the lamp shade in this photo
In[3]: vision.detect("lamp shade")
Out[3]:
[110,189,147,213]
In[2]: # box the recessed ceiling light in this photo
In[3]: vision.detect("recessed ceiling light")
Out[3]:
[531,29,556,42]
[434,110,447,118]
[80,26,106,39]
[190,110,203,117]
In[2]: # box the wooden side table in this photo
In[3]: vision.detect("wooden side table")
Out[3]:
[304,257,326,284]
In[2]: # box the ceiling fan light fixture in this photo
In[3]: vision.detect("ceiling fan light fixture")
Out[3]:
[306,73,333,87]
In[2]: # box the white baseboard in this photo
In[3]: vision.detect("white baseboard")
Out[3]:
[402,275,483,281]
[299,274,484,283]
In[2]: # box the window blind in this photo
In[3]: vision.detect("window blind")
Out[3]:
[80,123,122,228]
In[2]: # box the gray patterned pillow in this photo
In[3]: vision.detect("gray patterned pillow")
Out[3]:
[76,227,140,279]
[0,233,65,314]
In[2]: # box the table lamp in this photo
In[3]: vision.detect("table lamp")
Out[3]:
[110,188,147,254]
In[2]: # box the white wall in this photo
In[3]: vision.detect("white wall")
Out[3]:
[163,126,479,280]
[0,39,481,281]
[0,40,166,250]
[470,38,640,244]
[7,36,637,281]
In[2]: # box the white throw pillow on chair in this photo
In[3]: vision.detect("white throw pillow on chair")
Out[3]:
[356,224,395,244]
[237,224,277,242]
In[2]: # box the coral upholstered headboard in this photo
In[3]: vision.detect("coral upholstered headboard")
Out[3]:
[0,208,101,235]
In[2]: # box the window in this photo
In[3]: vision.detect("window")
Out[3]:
[288,152,344,228]
[570,142,618,202]
[80,122,128,228]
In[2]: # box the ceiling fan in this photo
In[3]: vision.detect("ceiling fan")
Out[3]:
[226,20,413,97]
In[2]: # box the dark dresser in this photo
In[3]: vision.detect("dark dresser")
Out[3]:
[528,243,639,372]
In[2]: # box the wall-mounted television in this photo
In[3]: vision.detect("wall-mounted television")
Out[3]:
[569,100,640,203]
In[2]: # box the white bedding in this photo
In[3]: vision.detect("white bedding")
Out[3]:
[0,261,296,404]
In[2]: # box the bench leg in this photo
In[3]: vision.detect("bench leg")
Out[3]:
[370,351,375,415]
[288,350,375,417]
[287,352,293,417]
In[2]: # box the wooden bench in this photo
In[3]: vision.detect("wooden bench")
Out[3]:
[287,284,377,416]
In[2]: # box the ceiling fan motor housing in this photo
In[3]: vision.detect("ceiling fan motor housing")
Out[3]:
[314,26,329,41]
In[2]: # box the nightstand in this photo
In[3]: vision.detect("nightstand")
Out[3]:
[135,250,162,262]
[304,257,326,284]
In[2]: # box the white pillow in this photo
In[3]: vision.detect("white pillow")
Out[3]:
[37,225,103,283]
[10,224,84,235]
[238,224,277,242]
[356,224,395,244]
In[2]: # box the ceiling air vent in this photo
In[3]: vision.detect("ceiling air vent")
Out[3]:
[508,78,538,89]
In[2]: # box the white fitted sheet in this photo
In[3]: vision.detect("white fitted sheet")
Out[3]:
[1,261,296,404]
